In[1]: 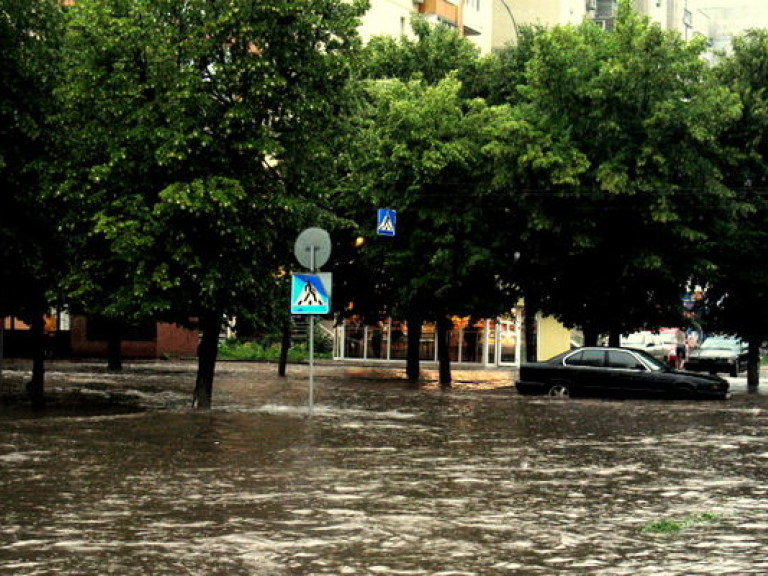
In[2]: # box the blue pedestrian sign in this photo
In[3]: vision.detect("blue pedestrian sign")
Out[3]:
[377,209,396,236]
[291,273,331,314]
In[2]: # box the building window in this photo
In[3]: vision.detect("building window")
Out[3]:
[596,0,617,19]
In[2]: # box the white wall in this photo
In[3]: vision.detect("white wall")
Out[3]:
[360,0,496,54]
[460,0,493,53]
[358,0,416,43]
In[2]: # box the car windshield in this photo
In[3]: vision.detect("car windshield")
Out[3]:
[701,338,740,351]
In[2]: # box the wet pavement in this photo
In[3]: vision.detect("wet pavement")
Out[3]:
[1,360,768,575]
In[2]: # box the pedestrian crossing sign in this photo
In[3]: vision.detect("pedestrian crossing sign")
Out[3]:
[291,273,332,314]
[377,209,396,236]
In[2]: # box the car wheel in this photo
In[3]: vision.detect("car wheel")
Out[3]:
[547,382,570,398]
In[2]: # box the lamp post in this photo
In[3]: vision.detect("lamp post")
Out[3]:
[497,0,520,43]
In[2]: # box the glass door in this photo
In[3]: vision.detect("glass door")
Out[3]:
[496,312,520,366]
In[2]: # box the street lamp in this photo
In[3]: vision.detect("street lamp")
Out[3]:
[497,0,520,43]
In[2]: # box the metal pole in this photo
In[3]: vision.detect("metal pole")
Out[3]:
[309,313,314,415]
[308,245,316,416]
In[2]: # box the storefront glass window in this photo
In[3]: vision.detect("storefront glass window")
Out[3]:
[485,320,496,364]
[390,321,407,359]
[366,323,388,360]
[344,323,365,358]
[420,322,436,361]
[498,314,518,364]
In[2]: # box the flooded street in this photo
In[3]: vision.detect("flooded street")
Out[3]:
[2,361,768,575]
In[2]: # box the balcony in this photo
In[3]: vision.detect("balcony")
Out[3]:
[417,0,460,27]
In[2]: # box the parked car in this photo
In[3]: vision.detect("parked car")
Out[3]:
[515,347,730,400]
[620,331,668,361]
[658,327,684,367]
[685,336,748,377]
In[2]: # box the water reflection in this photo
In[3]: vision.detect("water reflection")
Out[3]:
[1,363,768,574]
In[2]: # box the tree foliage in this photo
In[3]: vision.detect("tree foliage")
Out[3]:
[0,0,63,320]
[54,0,366,406]
[509,2,740,343]
[337,76,515,381]
[358,17,478,85]
[334,22,502,382]
[0,0,64,407]
[704,29,768,384]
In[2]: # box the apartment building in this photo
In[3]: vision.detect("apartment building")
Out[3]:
[694,2,768,54]
[357,0,494,53]
[359,0,715,52]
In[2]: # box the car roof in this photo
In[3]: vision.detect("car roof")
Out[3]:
[571,346,637,351]
[547,346,641,360]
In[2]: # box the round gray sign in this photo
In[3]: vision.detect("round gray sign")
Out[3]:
[294,227,331,270]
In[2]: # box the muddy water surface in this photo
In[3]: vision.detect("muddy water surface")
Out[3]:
[1,361,768,575]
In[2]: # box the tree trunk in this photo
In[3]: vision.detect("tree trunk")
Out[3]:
[583,326,599,347]
[106,318,123,372]
[437,316,452,388]
[27,313,46,410]
[608,329,620,348]
[747,337,761,390]
[406,315,422,382]
[523,303,538,362]
[192,312,221,409]
[278,319,291,377]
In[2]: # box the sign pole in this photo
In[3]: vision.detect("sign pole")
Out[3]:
[293,227,331,418]
[309,314,314,416]
[308,246,316,416]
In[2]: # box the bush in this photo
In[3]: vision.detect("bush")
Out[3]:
[218,339,331,362]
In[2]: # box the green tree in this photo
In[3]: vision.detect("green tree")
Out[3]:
[0,0,64,407]
[706,29,768,387]
[54,0,366,407]
[359,17,478,85]
[464,24,544,106]
[337,74,550,383]
[512,2,740,346]
[334,21,488,383]
[337,20,582,374]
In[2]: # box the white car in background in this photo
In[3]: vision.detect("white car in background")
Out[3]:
[620,331,669,362]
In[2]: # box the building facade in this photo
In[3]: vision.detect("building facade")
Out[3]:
[334,310,574,366]
[358,0,495,53]
[1,314,198,360]
[359,0,717,53]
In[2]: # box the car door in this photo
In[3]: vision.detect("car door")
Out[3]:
[563,349,607,395]
[605,350,652,395]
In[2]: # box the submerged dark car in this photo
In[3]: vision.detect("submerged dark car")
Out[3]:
[516,347,729,400]
[685,336,748,377]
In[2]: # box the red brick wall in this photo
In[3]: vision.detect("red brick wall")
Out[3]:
[70,316,198,359]
[156,322,199,358]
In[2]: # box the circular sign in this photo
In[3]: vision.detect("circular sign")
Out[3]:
[294,227,331,270]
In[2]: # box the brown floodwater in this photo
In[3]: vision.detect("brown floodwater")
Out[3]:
[1,361,767,575]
